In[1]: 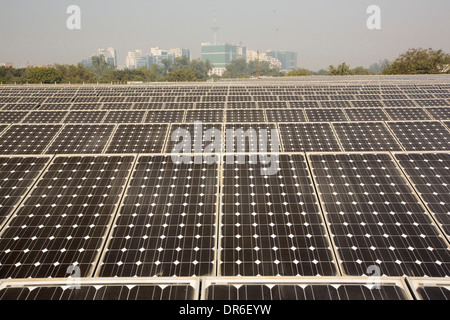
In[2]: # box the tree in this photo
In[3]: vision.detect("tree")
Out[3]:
[188,58,213,81]
[172,56,190,71]
[286,68,311,76]
[166,69,198,82]
[369,59,389,74]
[25,67,61,83]
[54,64,96,83]
[352,66,371,75]
[328,62,354,75]
[382,48,450,74]
[222,59,249,78]
[161,58,173,75]
[90,55,115,78]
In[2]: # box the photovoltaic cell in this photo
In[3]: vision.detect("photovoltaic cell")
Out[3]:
[265,109,306,122]
[105,124,168,154]
[97,155,218,277]
[0,125,62,155]
[395,153,450,237]
[205,283,408,300]
[22,111,68,124]
[46,125,115,154]
[416,286,450,300]
[279,123,341,152]
[332,122,402,151]
[220,154,337,276]
[0,155,134,279]
[226,110,265,122]
[0,157,50,226]
[344,108,389,122]
[387,121,450,151]
[384,108,431,121]
[0,283,196,300]
[0,111,30,123]
[309,153,450,277]
[64,111,108,123]
[305,109,347,122]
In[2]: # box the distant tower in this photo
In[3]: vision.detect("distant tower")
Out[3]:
[211,18,219,43]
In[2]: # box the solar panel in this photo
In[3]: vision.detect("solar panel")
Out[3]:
[383,100,416,108]
[0,111,29,123]
[64,111,108,123]
[0,155,135,279]
[425,107,450,120]
[22,111,68,124]
[186,110,224,123]
[415,100,449,107]
[203,280,410,300]
[305,109,347,122]
[103,111,146,123]
[395,153,450,237]
[320,101,352,108]
[0,156,50,227]
[387,121,450,151]
[165,123,223,153]
[145,110,185,123]
[46,125,115,154]
[352,100,386,108]
[0,279,197,300]
[105,124,168,154]
[133,102,164,110]
[1,104,37,111]
[309,153,450,277]
[265,109,306,122]
[224,123,278,153]
[384,108,432,121]
[0,124,62,155]
[409,279,450,300]
[70,103,102,110]
[344,108,389,122]
[279,123,341,152]
[220,154,337,276]
[97,155,218,277]
[226,109,265,122]
[332,122,402,151]
[38,103,72,111]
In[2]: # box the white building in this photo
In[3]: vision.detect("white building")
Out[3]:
[97,47,118,67]
[246,50,282,69]
[125,50,144,69]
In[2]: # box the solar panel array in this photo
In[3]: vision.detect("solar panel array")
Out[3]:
[0,79,449,300]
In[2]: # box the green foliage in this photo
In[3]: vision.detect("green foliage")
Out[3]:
[54,64,97,83]
[286,68,311,76]
[382,48,450,75]
[352,66,371,75]
[0,66,27,83]
[222,59,282,78]
[166,69,198,82]
[369,60,389,74]
[26,67,61,83]
[90,55,115,77]
[328,62,354,75]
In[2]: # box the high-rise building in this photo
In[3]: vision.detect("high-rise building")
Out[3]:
[97,47,118,67]
[168,48,191,60]
[201,42,247,76]
[126,50,145,69]
[265,50,297,71]
[246,50,282,70]
[124,47,191,69]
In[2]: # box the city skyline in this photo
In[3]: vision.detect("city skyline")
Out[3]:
[0,0,449,70]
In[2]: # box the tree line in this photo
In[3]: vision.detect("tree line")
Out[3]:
[1,48,449,84]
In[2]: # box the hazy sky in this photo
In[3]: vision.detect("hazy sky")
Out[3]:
[1,0,449,70]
